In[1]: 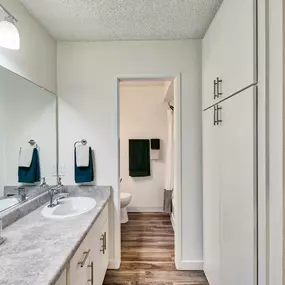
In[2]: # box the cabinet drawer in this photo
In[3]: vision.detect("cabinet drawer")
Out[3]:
[69,231,92,285]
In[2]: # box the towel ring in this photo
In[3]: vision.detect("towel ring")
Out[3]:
[74,139,87,149]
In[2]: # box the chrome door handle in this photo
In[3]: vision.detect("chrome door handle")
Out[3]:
[78,249,90,267]
[88,261,94,285]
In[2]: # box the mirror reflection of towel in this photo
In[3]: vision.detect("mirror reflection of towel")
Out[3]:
[74,147,94,183]
[18,147,34,167]
[18,148,40,183]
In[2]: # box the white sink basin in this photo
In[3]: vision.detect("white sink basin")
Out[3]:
[41,197,96,220]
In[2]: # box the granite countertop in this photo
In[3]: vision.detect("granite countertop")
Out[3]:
[0,186,111,285]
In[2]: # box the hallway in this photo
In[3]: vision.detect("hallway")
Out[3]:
[104,212,208,285]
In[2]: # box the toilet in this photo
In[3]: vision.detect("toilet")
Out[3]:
[120,192,132,223]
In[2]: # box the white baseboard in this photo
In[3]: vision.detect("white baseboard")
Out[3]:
[175,260,204,270]
[108,259,121,269]
[128,207,164,212]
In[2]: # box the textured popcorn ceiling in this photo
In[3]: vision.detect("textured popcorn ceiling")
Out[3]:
[20,0,223,41]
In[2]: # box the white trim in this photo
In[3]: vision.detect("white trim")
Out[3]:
[257,0,269,284]
[108,259,121,270]
[127,207,164,212]
[175,260,204,270]
[171,213,175,231]
[116,73,182,269]
[173,73,182,269]
[268,1,284,285]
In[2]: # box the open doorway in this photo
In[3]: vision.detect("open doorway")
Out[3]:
[103,76,206,283]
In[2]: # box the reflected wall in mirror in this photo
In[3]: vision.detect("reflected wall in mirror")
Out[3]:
[0,66,57,212]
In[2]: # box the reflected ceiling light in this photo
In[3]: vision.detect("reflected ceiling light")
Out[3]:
[0,5,20,50]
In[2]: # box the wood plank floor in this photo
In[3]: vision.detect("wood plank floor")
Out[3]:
[103,212,208,285]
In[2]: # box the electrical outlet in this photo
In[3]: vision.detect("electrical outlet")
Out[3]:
[59,164,66,176]
[52,165,57,177]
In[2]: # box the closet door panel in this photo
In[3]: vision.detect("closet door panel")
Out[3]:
[202,107,221,285]
[202,7,222,109]
[219,0,257,97]
[202,0,257,109]
[219,87,257,285]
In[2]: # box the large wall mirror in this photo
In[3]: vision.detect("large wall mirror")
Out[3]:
[0,66,57,212]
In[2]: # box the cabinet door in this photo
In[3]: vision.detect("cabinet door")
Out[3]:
[55,270,66,285]
[202,7,222,109]
[202,107,221,285]
[94,218,109,285]
[69,234,92,285]
[219,87,257,285]
[202,0,257,109]
[219,0,257,98]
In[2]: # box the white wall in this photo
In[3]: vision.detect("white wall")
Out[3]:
[0,0,57,93]
[57,40,202,269]
[119,84,168,211]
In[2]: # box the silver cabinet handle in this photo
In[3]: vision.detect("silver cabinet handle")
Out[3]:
[217,105,222,125]
[214,105,217,126]
[214,79,218,99]
[104,232,107,251]
[100,232,107,254]
[217,77,222,98]
[88,261,94,285]
[78,249,90,267]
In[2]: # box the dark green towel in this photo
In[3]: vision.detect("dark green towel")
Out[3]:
[18,148,40,183]
[129,139,150,177]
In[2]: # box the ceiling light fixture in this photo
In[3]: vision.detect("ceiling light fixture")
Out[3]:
[0,4,20,50]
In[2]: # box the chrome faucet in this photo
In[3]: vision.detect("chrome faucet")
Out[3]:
[17,187,27,202]
[40,177,48,188]
[48,187,58,208]
[57,177,63,188]
[47,177,66,207]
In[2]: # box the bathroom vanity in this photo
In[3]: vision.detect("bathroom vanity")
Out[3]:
[0,186,111,285]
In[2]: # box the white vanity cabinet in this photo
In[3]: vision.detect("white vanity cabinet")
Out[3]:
[58,203,109,285]
[55,270,67,285]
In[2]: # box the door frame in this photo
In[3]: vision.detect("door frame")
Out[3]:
[113,73,182,269]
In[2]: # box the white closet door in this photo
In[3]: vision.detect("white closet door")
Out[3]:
[202,0,257,109]
[202,10,223,109]
[202,107,221,285]
[219,87,257,285]
[219,0,257,97]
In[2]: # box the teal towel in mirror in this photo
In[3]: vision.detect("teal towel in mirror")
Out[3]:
[74,147,94,183]
[18,148,41,183]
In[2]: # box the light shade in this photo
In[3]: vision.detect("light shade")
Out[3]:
[0,18,20,50]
